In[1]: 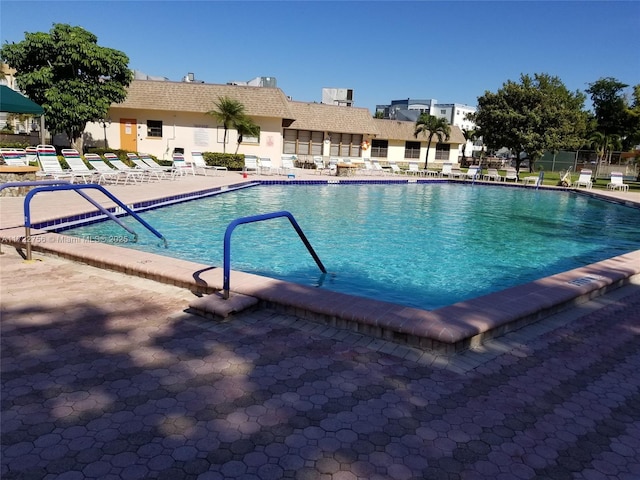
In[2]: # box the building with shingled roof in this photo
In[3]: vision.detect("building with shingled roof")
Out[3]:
[82,78,465,170]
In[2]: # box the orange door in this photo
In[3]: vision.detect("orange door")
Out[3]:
[119,118,137,152]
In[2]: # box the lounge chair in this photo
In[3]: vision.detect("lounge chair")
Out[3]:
[172,153,195,177]
[84,153,124,185]
[440,163,454,178]
[387,162,403,175]
[574,169,593,189]
[463,165,481,181]
[523,175,540,186]
[190,151,226,176]
[35,144,75,181]
[371,161,386,175]
[140,153,175,177]
[61,148,99,183]
[259,157,274,175]
[313,157,328,175]
[243,155,259,175]
[406,162,423,176]
[279,156,298,176]
[103,152,147,184]
[0,148,28,166]
[128,153,166,181]
[483,168,503,181]
[424,166,440,177]
[25,146,38,165]
[358,160,375,176]
[449,165,464,179]
[606,172,629,192]
[504,167,519,183]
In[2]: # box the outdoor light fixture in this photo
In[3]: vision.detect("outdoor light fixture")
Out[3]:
[99,118,112,148]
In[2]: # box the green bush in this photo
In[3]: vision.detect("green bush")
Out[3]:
[203,152,245,170]
[0,141,30,149]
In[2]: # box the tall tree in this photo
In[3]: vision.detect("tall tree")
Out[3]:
[472,73,587,172]
[206,96,246,153]
[414,114,450,170]
[0,23,133,152]
[586,77,629,138]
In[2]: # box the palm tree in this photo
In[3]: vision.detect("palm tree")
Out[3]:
[414,114,451,170]
[234,117,260,154]
[460,128,477,165]
[588,132,622,164]
[588,131,606,163]
[206,96,246,153]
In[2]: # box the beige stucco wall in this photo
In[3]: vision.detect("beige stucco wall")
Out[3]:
[370,140,461,166]
[84,110,286,166]
[82,109,462,168]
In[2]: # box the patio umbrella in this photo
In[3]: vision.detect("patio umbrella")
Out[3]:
[0,85,45,143]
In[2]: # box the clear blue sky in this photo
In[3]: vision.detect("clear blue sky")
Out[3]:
[1,1,638,113]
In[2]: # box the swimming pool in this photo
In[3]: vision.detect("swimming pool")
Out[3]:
[63,183,640,310]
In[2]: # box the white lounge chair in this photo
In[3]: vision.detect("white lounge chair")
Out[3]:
[140,153,175,178]
[504,167,519,183]
[279,156,298,176]
[191,151,226,175]
[575,169,593,189]
[464,165,481,181]
[440,163,454,178]
[313,157,328,175]
[388,162,402,175]
[126,153,164,181]
[483,168,503,181]
[358,160,375,176]
[406,162,423,176]
[35,144,75,181]
[371,161,386,175]
[0,148,28,166]
[61,148,99,183]
[243,155,259,175]
[259,157,274,175]
[104,152,147,184]
[606,172,629,192]
[84,153,124,185]
[172,153,195,177]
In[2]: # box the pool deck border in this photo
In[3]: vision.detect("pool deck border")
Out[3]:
[2,173,639,354]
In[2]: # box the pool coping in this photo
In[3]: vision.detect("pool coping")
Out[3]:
[2,177,640,354]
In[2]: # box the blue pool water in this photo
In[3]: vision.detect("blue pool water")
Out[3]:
[64,184,640,310]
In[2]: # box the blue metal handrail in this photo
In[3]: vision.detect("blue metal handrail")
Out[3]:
[536,171,545,190]
[22,184,167,260]
[223,211,326,299]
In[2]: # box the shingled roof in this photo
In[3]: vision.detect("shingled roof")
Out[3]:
[116,80,294,120]
[373,118,465,144]
[286,101,379,135]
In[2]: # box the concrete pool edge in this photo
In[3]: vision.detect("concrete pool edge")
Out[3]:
[4,227,639,354]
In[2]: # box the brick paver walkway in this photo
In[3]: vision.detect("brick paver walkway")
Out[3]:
[2,250,640,479]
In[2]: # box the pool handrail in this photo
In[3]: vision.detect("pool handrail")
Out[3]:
[22,183,168,260]
[223,210,327,299]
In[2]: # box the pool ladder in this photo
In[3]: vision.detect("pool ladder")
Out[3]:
[6,182,167,260]
[223,211,326,299]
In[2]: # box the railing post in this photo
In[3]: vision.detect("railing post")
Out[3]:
[223,211,326,299]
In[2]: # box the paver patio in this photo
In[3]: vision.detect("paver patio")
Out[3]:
[1,171,640,479]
